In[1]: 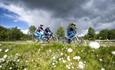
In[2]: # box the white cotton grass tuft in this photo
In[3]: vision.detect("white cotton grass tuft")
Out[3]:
[67,48,73,53]
[111,51,115,55]
[78,61,85,69]
[89,41,100,49]
[73,56,81,61]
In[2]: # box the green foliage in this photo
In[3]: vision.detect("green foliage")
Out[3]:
[28,25,36,40]
[0,42,115,70]
[0,26,8,41]
[56,26,65,39]
[84,27,96,40]
[84,28,115,40]
[97,29,115,40]
[0,55,26,70]
[28,25,36,35]
[7,27,24,41]
[0,26,25,41]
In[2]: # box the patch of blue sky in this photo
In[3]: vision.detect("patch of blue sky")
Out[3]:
[0,7,29,30]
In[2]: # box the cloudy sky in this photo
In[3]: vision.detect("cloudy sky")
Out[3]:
[0,0,115,35]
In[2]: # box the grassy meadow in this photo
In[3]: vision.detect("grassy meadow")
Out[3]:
[0,41,115,70]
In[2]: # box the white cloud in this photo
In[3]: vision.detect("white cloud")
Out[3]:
[21,29,29,34]
[82,0,115,16]
[95,22,115,30]
[0,3,54,27]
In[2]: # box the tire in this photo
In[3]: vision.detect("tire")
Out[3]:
[76,37,84,45]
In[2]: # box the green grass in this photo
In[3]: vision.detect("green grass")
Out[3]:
[0,42,115,70]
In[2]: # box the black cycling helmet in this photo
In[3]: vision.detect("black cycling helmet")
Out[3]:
[40,24,43,27]
[70,23,76,26]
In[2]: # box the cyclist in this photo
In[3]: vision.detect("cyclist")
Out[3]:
[67,23,77,43]
[44,27,53,41]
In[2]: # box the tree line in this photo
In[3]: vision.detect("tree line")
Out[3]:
[0,26,31,41]
[0,25,115,41]
[84,27,115,40]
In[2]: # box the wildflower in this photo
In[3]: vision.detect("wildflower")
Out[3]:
[72,66,74,69]
[84,61,86,64]
[49,49,52,52]
[0,65,2,68]
[0,58,5,62]
[99,59,103,61]
[0,49,2,52]
[59,57,63,61]
[61,57,64,60]
[101,68,105,70]
[54,65,56,68]
[68,66,71,69]
[17,59,20,62]
[26,60,28,63]
[73,56,81,61]
[5,49,9,52]
[24,68,27,70]
[16,53,19,56]
[78,61,85,69]
[53,56,56,59]
[38,49,41,52]
[112,61,115,64]
[9,67,12,70]
[89,41,100,49]
[67,48,73,53]
[70,62,73,66]
[55,61,58,63]
[52,62,55,65]
[59,58,62,61]
[67,56,71,61]
[3,54,7,59]
[66,65,70,69]
[111,51,115,55]
[62,59,66,63]
[60,52,63,55]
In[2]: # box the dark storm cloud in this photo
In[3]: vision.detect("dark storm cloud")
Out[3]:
[24,0,115,21]
[1,0,89,18]
[2,0,115,19]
